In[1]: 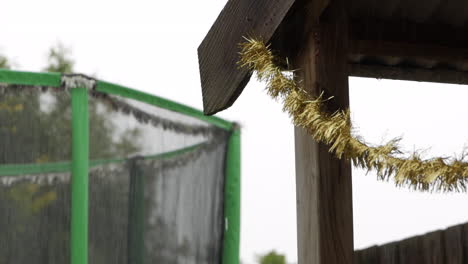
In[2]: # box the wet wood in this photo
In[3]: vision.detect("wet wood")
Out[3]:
[356,223,468,263]
[293,1,353,263]
[198,0,296,115]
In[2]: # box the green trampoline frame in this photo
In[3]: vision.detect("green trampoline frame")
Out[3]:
[0,69,241,264]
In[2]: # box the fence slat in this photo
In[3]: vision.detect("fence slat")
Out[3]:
[357,222,468,263]
[399,236,422,264]
[444,225,463,263]
[421,230,445,263]
[461,223,468,263]
[378,241,399,264]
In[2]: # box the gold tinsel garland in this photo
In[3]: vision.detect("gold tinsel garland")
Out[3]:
[238,37,468,192]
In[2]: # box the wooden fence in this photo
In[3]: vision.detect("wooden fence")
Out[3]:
[354,222,468,263]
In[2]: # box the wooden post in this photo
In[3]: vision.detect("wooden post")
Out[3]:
[293,0,354,263]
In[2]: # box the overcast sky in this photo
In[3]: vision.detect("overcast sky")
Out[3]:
[3,1,468,263]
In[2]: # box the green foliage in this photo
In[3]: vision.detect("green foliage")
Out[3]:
[44,43,74,74]
[258,251,287,264]
[0,55,10,69]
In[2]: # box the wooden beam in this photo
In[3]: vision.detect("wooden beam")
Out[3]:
[348,21,468,68]
[293,1,354,263]
[349,18,468,51]
[347,18,468,84]
[270,0,330,64]
[349,39,468,63]
[350,64,468,85]
[198,0,296,115]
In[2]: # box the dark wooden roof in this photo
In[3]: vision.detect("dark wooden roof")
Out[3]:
[348,0,468,84]
[199,0,468,115]
[349,0,468,26]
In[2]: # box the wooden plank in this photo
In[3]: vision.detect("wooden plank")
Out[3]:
[399,236,423,264]
[198,0,296,115]
[378,242,399,264]
[349,39,468,63]
[444,225,463,263]
[460,223,468,263]
[360,246,379,264]
[356,223,468,263]
[292,1,353,263]
[270,0,330,60]
[349,19,468,52]
[350,64,468,85]
[353,249,363,264]
[420,230,445,263]
[347,18,468,84]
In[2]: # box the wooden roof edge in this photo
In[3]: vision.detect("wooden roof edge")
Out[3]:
[350,64,468,86]
[197,0,331,115]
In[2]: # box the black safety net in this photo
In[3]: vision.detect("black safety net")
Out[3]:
[0,83,231,264]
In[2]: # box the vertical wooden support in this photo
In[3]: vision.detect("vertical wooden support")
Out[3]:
[293,0,354,263]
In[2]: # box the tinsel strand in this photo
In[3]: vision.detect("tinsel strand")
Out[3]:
[238,37,468,192]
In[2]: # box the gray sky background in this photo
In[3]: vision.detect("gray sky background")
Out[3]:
[3,1,468,263]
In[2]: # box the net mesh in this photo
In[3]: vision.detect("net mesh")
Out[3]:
[0,84,231,264]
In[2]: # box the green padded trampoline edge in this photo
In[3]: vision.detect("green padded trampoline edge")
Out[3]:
[0,162,71,177]
[0,69,234,131]
[96,81,233,130]
[222,127,241,264]
[0,69,61,87]
[0,142,206,177]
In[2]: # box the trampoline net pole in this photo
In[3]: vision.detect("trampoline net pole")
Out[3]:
[222,127,241,264]
[71,87,89,264]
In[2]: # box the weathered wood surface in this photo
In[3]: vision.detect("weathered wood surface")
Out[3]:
[198,0,296,115]
[293,1,353,263]
[348,18,468,85]
[349,39,468,63]
[378,242,399,264]
[355,222,468,263]
[349,19,468,58]
[445,226,463,263]
[199,0,468,115]
[350,64,468,86]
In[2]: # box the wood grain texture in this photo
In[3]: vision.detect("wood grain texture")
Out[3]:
[357,222,468,263]
[462,223,468,263]
[444,226,463,263]
[421,231,445,263]
[350,64,468,85]
[198,0,296,115]
[378,242,399,264]
[398,236,423,264]
[349,39,468,63]
[360,246,379,263]
[293,1,353,263]
[270,0,330,60]
[199,0,468,116]
[347,18,468,82]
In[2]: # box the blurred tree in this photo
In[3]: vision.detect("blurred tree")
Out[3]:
[0,55,11,69]
[44,43,74,73]
[258,251,287,264]
[0,43,141,164]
